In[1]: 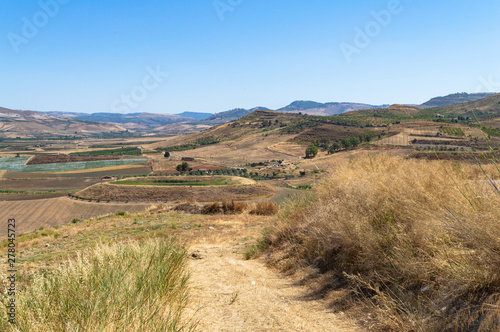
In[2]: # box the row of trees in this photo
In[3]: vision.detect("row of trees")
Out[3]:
[306,134,375,158]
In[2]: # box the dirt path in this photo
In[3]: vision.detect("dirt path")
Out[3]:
[185,216,361,331]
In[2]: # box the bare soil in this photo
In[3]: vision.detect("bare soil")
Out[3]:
[182,215,361,331]
[25,154,128,165]
[0,197,152,235]
[75,182,274,203]
[0,178,101,191]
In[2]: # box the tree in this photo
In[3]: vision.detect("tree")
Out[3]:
[350,137,360,148]
[341,138,351,150]
[319,138,330,149]
[164,151,170,158]
[176,162,189,172]
[305,145,318,158]
[328,141,340,154]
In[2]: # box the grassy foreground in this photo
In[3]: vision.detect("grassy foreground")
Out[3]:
[263,154,500,331]
[0,239,195,332]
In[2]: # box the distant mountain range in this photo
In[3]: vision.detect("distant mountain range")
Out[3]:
[43,111,212,130]
[3,92,497,136]
[0,107,124,138]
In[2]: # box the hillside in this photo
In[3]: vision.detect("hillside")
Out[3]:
[420,92,496,108]
[0,107,125,138]
[69,112,194,130]
[277,100,388,116]
[176,111,212,120]
[429,92,500,117]
[199,107,272,125]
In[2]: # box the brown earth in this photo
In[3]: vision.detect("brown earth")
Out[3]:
[25,154,128,165]
[0,178,101,191]
[408,151,500,162]
[0,193,68,201]
[0,197,152,235]
[181,215,362,331]
[76,182,274,203]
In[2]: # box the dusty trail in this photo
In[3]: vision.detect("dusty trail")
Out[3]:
[185,217,361,331]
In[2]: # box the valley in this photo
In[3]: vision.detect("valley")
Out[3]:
[1,93,499,331]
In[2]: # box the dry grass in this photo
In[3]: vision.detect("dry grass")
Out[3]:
[222,199,248,214]
[265,153,500,331]
[249,201,279,216]
[201,200,249,215]
[0,239,195,331]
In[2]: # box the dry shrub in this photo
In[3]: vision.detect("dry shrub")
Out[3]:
[201,201,221,215]
[173,203,202,214]
[267,153,500,331]
[250,201,279,216]
[222,199,248,214]
[201,200,248,215]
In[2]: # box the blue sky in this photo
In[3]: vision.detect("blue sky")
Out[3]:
[1,0,499,114]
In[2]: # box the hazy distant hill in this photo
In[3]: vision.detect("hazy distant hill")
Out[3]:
[44,111,208,130]
[277,100,389,116]
[420,92,496,108]
[429,93,500,116]
[176,112,212,121]
[200,107,272,125]
[0,107,125,138]
[22,92,500,135]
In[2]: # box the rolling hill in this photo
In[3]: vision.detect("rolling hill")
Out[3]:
[419,92,496,108]
[0,107,125,138]
[44,111,208,130]
[277,100,389,116]
[428,92,500,117]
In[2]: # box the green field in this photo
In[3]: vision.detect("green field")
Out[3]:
[112,177,231,186]
[0,157,148,172]
[69,147,142,156]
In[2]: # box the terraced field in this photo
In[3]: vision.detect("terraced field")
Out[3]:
[0,197,152,235]
[76,176,273,202]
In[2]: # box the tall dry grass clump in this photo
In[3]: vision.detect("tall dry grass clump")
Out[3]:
[250,201,279,216]
[267,154,500,331]
[0,238,195,332]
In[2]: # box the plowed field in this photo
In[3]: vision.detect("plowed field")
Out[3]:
[0,197,151,235]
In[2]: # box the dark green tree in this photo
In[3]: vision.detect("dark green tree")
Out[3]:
[305,145,318,158]
[176,162,189,172]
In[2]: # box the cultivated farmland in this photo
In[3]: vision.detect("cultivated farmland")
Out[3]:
[75,176,274,202]
[0,197,151,235]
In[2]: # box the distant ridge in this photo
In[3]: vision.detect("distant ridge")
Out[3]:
[429,92,500,116]
[15,91,500,133]
[419,92,496,108]
[277,100,389,116]
[201,107,272,125]
[0,107,125,138]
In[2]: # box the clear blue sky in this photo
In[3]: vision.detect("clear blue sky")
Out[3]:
[1,0,499,114]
